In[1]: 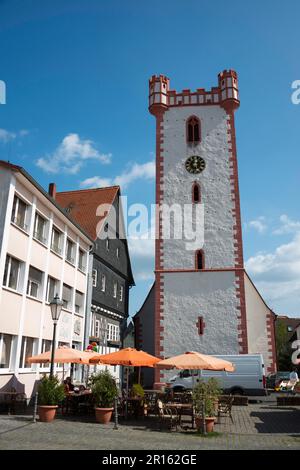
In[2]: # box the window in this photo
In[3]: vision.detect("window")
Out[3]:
[27,266,43,298]
[287,326,293,332]
[78,249,85,271]
[62,284,72,310]
[197,316,205,335]
[119,285,123,302]
[187,116,201,144]
[192,182,201,203]
[51,227,62,255]
[19,336,36,369]
[46,276,59,303]
[40,339,52,368]
[94,319,100,338]
[113,281,117,298]
[0,333,13,369]
[75,291,84,314]
[107,323,119,342]
[33,212,47,244]
[106,238,109,251]
[101,274,106,292]
[66,238,75,264]
[195,250,205,270]
[11,195,28,231]
[92,269,98,287]
[116,247,119,258]
[3,255,21,291]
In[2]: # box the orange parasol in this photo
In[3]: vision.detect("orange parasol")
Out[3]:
[89,348,160,419]
[156,351,235,372]
[27,346,97,365]
[89,347,160,367]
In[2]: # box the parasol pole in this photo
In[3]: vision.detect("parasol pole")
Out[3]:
[138,367,141,384]
[125,367,129,419]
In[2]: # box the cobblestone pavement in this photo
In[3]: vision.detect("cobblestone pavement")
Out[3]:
[0,402,299,450]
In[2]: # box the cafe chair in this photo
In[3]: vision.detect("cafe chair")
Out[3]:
[156,399,180,431]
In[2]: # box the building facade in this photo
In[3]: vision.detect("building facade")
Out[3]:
[135,72,277,387]
[0,161,92,397]
[55,186,134,380]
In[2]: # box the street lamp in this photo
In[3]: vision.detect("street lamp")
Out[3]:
[49,293,63,378]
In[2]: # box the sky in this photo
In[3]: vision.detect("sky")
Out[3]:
[0,0,299,318]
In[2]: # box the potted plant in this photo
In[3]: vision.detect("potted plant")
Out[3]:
[192,378,221,433]
[131,383,144,399]
[90,370,118,424]
[38,375,65,423]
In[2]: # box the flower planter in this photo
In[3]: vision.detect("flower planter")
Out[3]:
[38,405,58,423]
[195,416,216,433]
[95,407,113,424]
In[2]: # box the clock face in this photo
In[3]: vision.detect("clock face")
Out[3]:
[185,156,206,174]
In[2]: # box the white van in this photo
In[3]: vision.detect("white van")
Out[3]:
[168,354,267,396]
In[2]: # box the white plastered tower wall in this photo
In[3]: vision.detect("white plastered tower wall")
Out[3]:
[147,71,277,387]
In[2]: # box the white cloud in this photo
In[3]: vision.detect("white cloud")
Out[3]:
[36,133,111,174]
[273,214,300,235]
[245,216,267,234]
[0,128,29,143]
[0,129,16,142]
[245,231,300,313]
[80,160,155,190]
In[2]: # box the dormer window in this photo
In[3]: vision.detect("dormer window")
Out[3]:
[187,116,201,144]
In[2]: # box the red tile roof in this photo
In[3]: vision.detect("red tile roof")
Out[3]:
[56,187,119,240]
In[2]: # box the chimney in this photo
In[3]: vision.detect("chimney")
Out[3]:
[48,183,56,199]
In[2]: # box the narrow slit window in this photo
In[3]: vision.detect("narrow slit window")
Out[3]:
[195,250,204,270]
[192,183,200,203]
[187,116,201,144]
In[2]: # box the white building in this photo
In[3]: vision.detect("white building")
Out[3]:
[0,161,93,397]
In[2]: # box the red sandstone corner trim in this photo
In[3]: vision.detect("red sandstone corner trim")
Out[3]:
[266,312,277,373]
[226,109,248,354]
[153,108,166,386]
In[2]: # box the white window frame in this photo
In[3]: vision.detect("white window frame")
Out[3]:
[78,249,86,272]
[66,238,75,265]
[51,226,63,255]
[113,281,117,298]
[11,195,28,232]
[95,319,100,338]
[19,336,37,370]
[33,212,48,245]
[101,274,106,292]
[119,285,123,302]
[3,255,21,291]
[46,276,59,303]
[92,269,98,287]
[27,266,43,299]
[0,333,14,372]
[62,283,73,311]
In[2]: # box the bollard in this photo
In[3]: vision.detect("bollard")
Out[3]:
[202,399,206,435]
[33,392,38,423]
[114,397,118,430]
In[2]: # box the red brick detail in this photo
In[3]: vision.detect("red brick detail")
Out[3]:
[266,311,277,373]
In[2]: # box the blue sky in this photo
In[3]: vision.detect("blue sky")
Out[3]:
[0,0,299,317]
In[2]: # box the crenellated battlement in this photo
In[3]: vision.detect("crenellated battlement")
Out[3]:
[149,70,240,114]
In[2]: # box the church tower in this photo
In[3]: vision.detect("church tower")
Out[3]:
[149,71,249,386]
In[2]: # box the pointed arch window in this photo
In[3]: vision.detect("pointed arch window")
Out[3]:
[195,250,205,270]
[187,116,201,144]
[192,182,201,203]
